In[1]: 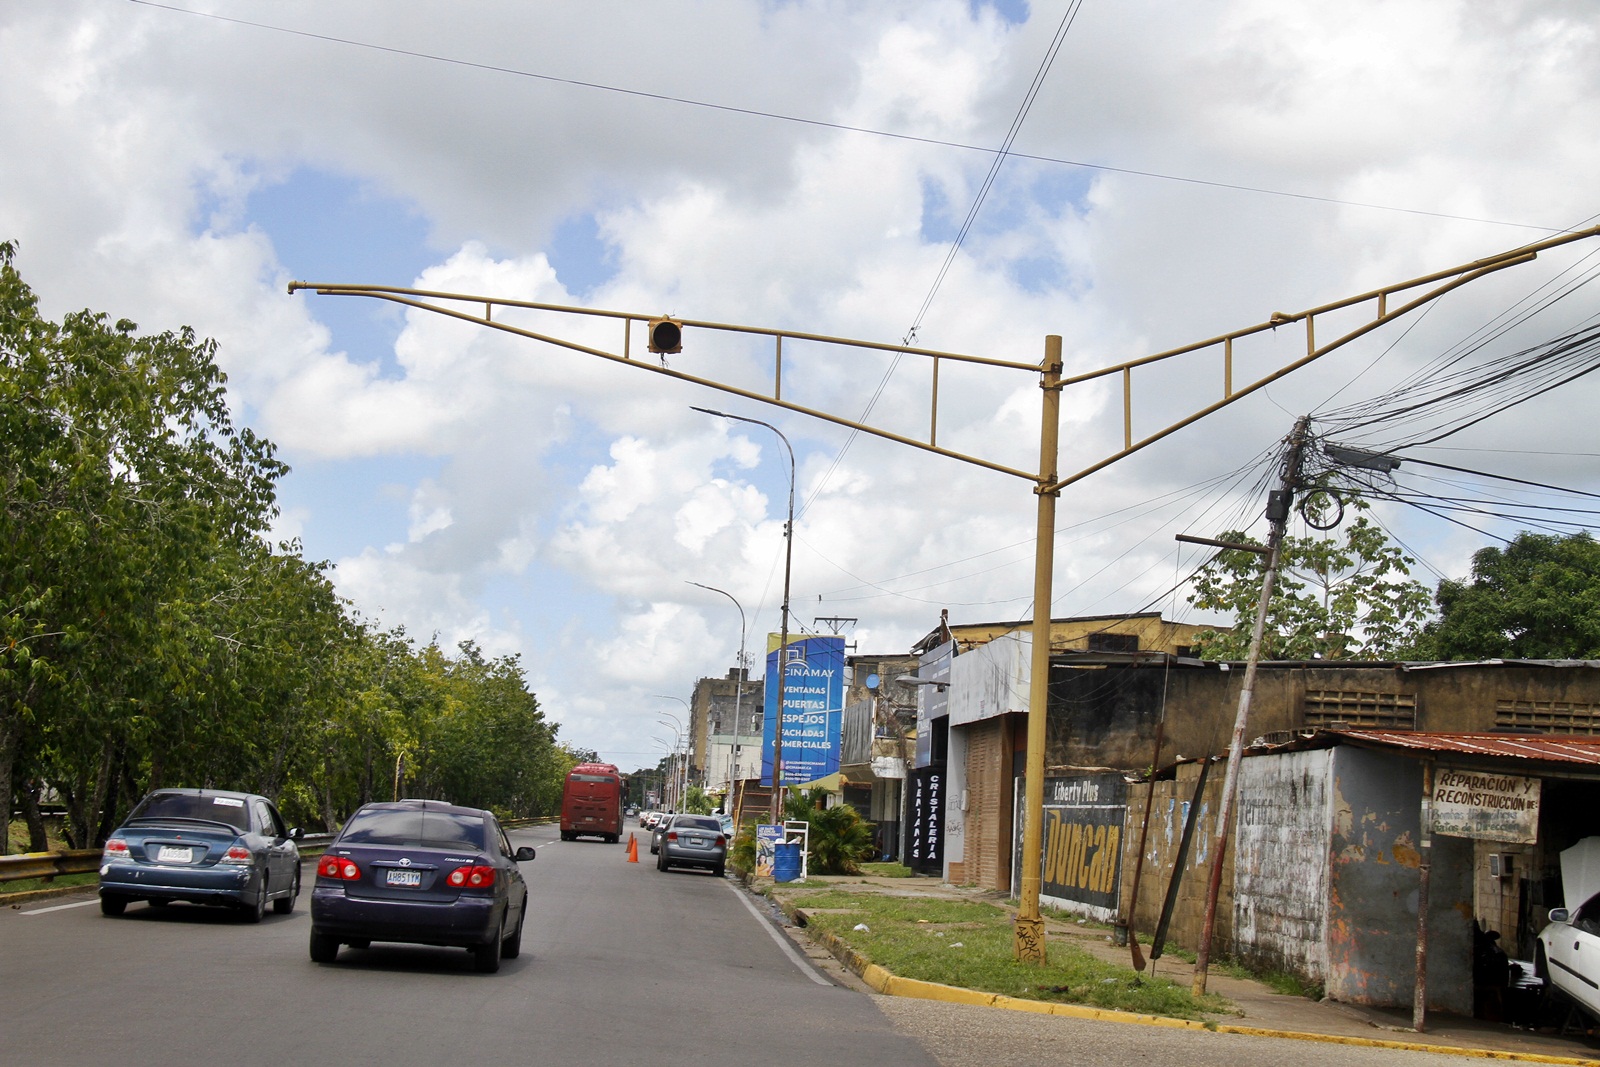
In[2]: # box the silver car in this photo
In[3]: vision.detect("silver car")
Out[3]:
[655,814,727,877]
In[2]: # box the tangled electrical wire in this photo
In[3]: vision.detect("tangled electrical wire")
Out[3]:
[1296,317,1600,543]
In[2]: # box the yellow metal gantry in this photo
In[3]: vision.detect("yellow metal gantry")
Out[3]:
[292,222,1600,964]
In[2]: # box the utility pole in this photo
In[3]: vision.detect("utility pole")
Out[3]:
[1191,414,1312,995]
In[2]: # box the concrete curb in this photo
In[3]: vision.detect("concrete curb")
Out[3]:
[772,896,1600,1065]
[1,882,98,906]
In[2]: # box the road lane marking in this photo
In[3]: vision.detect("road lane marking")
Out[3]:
[21,899,99,915]
[725,880,831,986]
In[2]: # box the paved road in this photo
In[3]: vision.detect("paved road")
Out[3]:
[0,826,932,1067]
[0,825,1549,1067]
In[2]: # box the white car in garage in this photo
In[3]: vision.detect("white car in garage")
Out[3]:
[1539,838,1600,1021]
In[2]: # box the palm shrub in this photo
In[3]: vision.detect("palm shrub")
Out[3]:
[683,785,714,814]
[783,787,875,875]
[729,822,758,876]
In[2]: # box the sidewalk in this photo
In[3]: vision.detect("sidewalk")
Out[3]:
[762,873,1600,1065]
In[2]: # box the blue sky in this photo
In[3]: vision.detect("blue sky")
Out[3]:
[5,1,1600,769]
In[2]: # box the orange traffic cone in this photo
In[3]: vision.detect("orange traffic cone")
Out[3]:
[626,833,639,863]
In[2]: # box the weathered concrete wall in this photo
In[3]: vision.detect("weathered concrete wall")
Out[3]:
[1233,748,1334,981]
[1048,661,1600,776]
[1326,746,1474,1014]
[1120,760,1232,954]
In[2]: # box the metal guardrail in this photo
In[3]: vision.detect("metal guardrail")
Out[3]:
[0,849,101,884]
[0,817,554,885]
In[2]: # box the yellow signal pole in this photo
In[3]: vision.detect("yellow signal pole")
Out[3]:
[292,223,1599,964]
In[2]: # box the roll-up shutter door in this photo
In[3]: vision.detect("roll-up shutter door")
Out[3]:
[966,720,1005,891]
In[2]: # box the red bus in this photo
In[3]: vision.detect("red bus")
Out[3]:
[560,762,625,843]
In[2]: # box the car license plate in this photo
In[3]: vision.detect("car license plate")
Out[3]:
[688,837,704,847]
[386,869,422,887]
[157,845,193,863]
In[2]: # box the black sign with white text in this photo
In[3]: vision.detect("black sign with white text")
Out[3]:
[906,763,945,875]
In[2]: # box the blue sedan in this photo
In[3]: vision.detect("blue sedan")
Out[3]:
[99,788,302,921]
[309,799,535,973]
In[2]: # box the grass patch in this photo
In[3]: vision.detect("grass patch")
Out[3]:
[1259,969,1325,999]
[858,862,915,879]
[7,818,73,854]
[776,888,1230,1020]
[0,871,98,895]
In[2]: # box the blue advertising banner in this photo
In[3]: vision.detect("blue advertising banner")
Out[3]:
[761,634,845,788]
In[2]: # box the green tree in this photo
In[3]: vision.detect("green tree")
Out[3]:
[0,241,286,847]
[1187,506,1433,661]
[0,243,572,845]
[426,641,560,817]
[1420,532,1600,660]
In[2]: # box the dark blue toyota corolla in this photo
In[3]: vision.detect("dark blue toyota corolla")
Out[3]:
[99,788,302,921]
[309,799,535,973]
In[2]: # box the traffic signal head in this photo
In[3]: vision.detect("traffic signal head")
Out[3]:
[648,317,683,355]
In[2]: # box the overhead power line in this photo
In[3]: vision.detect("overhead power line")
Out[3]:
[126,0,1567,235]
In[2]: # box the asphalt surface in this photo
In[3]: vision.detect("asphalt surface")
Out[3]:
[0,826,931,1067]
[8,830,1600,1066]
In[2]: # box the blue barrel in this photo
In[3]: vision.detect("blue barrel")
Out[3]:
[773,842,802,882]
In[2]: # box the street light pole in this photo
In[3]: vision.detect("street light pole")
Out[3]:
[658,726,685,808]
[692,407,795,825]
[650,736,674,808]
[688,581,748,808]
[656,701,688,806]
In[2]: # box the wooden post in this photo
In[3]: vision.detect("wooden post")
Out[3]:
[1414,757,1435,1031]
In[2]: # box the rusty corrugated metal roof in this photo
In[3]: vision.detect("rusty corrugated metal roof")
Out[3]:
[1328,730,1600,765]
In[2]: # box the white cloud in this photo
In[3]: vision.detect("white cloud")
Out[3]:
[6,0,1599,764]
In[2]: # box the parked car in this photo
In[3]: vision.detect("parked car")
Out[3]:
[648,811,675,852]
[1538,891,1600,1020]
[98,788,302,921]
[655,814,727,877]
[718,814,735,839]
[309,799,535,973]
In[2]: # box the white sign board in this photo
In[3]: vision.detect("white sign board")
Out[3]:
[1431,766,1541,844]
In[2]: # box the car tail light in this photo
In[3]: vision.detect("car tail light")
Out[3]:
[446,865,496,888]
[666,832,678,843]
[715,835,727,848]
[216,845,253,865]
[317,855,361,881]
[102,838,129,861]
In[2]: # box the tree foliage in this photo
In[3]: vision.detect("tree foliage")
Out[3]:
[1419,532,1600,660]
[1187,504,1434,661]
[0,243,569,850]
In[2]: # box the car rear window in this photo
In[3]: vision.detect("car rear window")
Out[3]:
[339,808,486,851]
[677,816,722,832]
[130,793,251,831]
